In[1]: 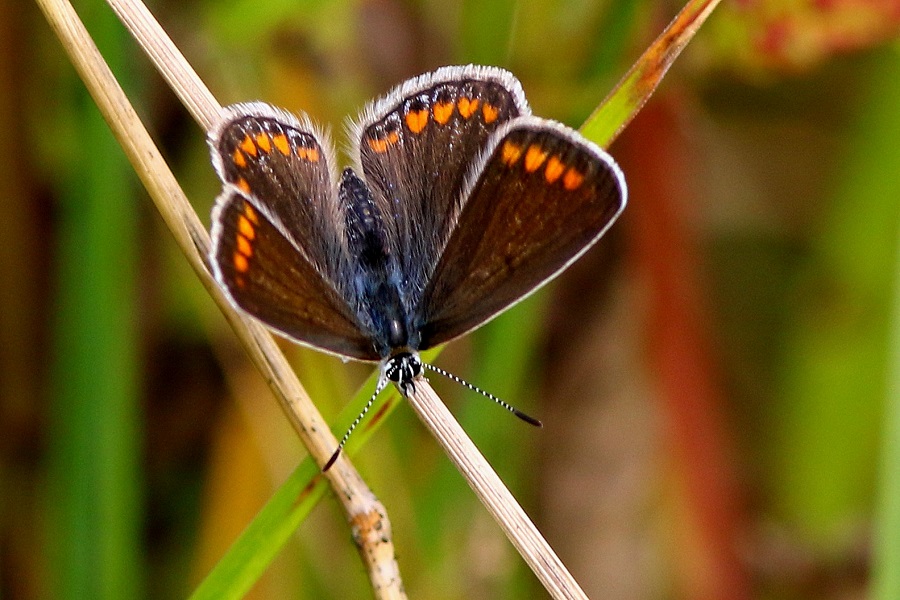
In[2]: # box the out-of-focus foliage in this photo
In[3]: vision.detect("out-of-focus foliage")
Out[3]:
[707,0,900,72]
[4,0,898,598]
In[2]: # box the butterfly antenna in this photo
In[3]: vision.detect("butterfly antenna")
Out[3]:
[421,363,543,427]
[323,377,388,471]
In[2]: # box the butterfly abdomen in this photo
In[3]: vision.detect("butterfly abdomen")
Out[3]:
[340,167,420,356]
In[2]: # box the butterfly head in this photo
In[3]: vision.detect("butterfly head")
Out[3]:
[382,351,423,397]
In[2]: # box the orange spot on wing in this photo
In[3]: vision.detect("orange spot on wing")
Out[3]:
[367,138,388,153]
[255,133,271,153]
[482,103,499,123]
[272,133,290,155]
[235,276,246,289]
[366,131,399,154]
[237,215,255,240]
[233,252,249,273]
[236,177,251,194]
[236,234,253,257]
[501,141,523,165]
[433,101,454,124]
[405,109,429,134]
[297,146,320,162]
[239,135,257,156]
[243,202,259,224]
[524,144,548,172]
[232,148,247,168]
[563,168,585,190]
[545,156,565,183]
[458,97,480,118]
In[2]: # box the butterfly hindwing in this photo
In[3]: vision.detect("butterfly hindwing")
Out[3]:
[417,117,627,348]
[209,104,381,361]
[211,103,348,286]
[210,191,379,361]
[350,66,530,298]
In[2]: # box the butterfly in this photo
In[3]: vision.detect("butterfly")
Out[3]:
[208,65,626,467]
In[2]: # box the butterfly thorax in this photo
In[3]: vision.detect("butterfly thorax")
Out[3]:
[340,168,421,358]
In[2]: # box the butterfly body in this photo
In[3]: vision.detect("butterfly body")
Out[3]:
[339,166,419,358]
[208,65,626,393]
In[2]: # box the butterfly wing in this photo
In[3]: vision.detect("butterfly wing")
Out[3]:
[349,66,530,300]
[417,117,627,349]
[209,103,379,361]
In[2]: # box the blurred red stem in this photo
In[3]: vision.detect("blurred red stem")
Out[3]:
[619,98,751,600]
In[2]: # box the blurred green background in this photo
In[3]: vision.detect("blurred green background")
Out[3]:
[4,0,900,598]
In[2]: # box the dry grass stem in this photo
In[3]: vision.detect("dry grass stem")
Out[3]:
[408,381,589,600]
[107,0,220,129]
[35,0,405,596]
[90,2,586,597]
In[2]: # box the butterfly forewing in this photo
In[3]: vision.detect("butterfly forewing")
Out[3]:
[352,66,529,296]
[210,191,379,361]
[209,104,382,361]
[211,103,348,286]
[417,117,626,348]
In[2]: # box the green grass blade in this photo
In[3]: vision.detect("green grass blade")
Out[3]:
[770,48,900,537]
[866,47,900,600]
[47,3,143,597]
[875,199,900,599]
[581,0,720,148]
[189,459,326,600]
[190,350,439,599]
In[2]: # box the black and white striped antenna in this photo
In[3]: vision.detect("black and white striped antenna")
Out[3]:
[421,362,543,427]
[323,354,541,471]
[323,376,389,471]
